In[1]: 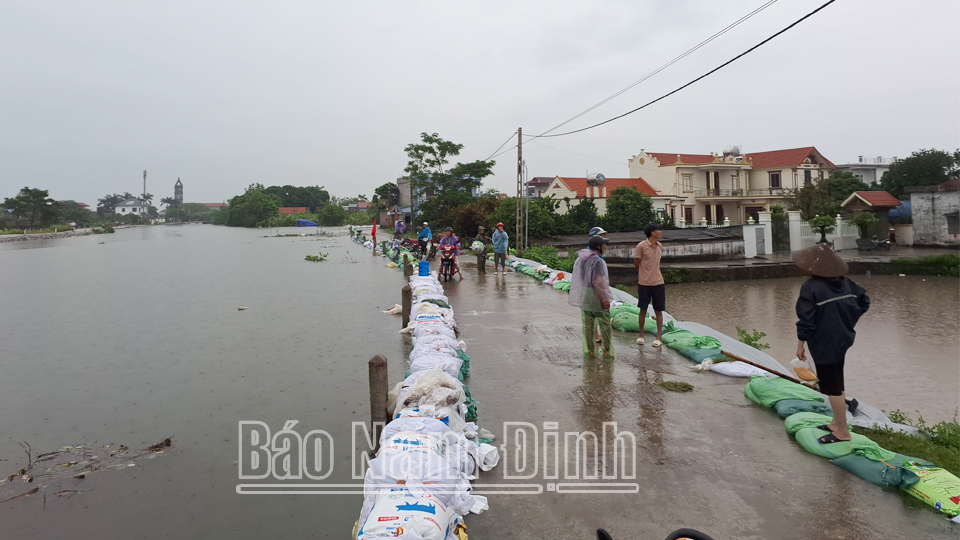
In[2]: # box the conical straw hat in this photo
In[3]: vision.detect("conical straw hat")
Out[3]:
[792,244,848,278]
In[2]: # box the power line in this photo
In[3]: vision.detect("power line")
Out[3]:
[537,0,838,139]
[483,130,518,161]
[537,0,780,137]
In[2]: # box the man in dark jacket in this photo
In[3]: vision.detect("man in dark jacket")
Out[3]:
[794,244,870,444]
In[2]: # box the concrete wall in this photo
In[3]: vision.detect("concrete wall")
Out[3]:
[559,239,744,263]
[911,191,960,246]
[892,224,914,246]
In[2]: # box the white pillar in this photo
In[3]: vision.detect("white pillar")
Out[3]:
[787,210,803,253]
[757,211,773,255]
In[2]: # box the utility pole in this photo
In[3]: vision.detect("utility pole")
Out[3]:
[515,127,523,253]
[143,170,147,200]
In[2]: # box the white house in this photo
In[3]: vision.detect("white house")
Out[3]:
[540,176,683,217]
[834,156,895,185]
[114,199,149,216]
[627,146,837,225]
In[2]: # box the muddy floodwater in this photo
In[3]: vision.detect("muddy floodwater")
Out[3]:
[0,225,957,539]
[667,275,960,423]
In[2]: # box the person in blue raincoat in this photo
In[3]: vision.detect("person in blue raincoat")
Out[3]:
[417,222,432,257]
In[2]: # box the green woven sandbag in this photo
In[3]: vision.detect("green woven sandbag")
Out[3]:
[643,316,659,333]
[457,349,471,379]
[745,375,824,407]
[661,329,695,345]
[775,399,833,419]
[677,347,726,364]
[784,412,837,435]
[794,428,892,460]
[667,336,697,350]
[609,304,642,317]
[612,311,641,332]
[693,336,722,349]
[831,454,932,489]
[903,465,960,517]
[744,382,762,406]
[421,298,451,309]
[553,281,571,292]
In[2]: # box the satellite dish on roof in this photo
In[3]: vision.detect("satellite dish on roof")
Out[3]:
[587,173,606,186]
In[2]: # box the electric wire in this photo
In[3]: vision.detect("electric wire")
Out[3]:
[535,0,838,139]
[483,130,518,162]
[537,0,780,137]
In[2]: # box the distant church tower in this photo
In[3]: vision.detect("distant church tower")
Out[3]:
[174,178,183,206]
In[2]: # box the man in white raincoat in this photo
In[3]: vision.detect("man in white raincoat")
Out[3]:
[568,235,614,359]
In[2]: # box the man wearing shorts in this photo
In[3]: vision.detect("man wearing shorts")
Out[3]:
[634,223,664,347]
[794,244,870,444]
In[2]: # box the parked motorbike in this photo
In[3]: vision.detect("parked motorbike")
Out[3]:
[871,235,891,250]
[439,244,456,281]
[598,528,714,540]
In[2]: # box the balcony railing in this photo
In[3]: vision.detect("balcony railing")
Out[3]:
[693,188,790,197]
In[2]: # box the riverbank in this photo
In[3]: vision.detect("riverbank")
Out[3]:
[0,228,92,242]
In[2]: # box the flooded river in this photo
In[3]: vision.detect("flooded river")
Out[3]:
[668,275,960,423]
[0,225,956,539]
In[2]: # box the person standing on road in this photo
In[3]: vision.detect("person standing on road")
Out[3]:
[569,235,614,359]
[474,225,492,275]
[492,222,509,276]
[794,244,870,444]
[588,226,608,344]
[634,223,665,347]
[394,219,405,239]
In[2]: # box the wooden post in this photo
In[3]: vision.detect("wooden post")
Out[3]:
[368,355,389,445]
[401,284,412,329]
[403,254,412,277]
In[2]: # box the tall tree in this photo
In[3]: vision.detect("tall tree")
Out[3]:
[3,187,59,229]
[403,132,494,224]
[160,196,178,208]
[226,187,281,227]
[820,171,868,202]
[602,187,656,232]
[140,193,154,205]
[98,193,126,210]
[880,149,958,199]
[374,182,400,207]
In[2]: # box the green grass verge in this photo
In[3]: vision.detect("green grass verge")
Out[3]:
[886,254,959,277]
[852,426,960,477]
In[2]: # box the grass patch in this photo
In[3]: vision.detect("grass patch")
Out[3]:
[887,254,959,277]
[613,284,636,297]
[852,426,960,477]
[662,267,690,284]
[656,381,693,392]
[522,245,577,272]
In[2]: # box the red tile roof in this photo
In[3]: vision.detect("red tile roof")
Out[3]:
[554,177,659,198]
[278,206,308,214]
[745,147,837,169]
[646,147,837,169]
[202,203,228,208]
[845,191,902,208]
[647,153,715,165]
[357,201,370,209]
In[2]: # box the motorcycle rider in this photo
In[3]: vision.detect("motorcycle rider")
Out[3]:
[438,227,462,279]
[417,222,432,258]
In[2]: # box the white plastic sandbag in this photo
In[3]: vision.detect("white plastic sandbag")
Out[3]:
[378,430,445,458]
[707,360,768,378]
[356,488,458,540]
[410,354,463,379]
[395,406,466,433]
[379,417,452,446]
[393,369,466,413]
[362,450,475,515]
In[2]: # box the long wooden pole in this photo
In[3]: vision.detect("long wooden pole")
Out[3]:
[368,355,389,447]
[401,284,412,329]
[720,350,820,391]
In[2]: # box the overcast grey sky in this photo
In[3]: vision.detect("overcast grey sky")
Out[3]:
[1,0,957,206]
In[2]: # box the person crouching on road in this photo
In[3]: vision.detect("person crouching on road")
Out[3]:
[794,244,870,444]
[438,227,462,278]
[492,222,509,276]
[475,225,491,275]
[569,235,614,360]
[634,223,665,347]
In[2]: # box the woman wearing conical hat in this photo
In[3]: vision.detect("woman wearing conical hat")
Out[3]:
[794,244,870,444]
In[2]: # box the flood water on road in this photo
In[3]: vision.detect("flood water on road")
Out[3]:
[667,274,960,423]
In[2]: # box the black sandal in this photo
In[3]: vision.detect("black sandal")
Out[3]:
[818,433,851,444]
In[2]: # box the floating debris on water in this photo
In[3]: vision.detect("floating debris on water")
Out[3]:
[0,437,174,506]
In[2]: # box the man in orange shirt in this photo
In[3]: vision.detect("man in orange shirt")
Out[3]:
[633,223,665,347]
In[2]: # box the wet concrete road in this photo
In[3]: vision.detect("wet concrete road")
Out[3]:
[446,260,956,540]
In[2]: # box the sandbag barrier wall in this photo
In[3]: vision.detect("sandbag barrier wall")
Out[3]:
[352,271,498,539]
[505,256,959,521]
